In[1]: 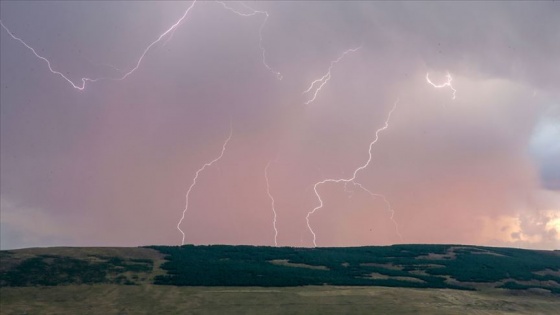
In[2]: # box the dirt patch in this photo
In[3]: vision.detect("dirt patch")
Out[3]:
[462,247,505,257]
[505,278,560,288]
[417,252,455,260]
[414,264,446,269]
[534,269,560,277]
[269,259,329,270]
[417,246,504,261]
[365,272,426,283]
[360,263,403,270]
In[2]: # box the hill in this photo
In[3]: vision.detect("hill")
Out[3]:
[2,244,559,292]
[1,244,559,314]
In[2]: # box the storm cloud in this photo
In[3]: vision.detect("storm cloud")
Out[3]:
[1,1,558,249]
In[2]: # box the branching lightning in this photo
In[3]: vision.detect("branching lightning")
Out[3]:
[177,124,233,245]
[85,57,124,74]
[0,1,198,91]
[303,46,361,105]
[306,99,400,247]
[2,2,410,247]
[343,182,355,198]
[426,72,456,100]
[217,1,282,80]
[352,182,402,240]
[342,181,400,238]
[264,160,279,246]
[1,0,282,90]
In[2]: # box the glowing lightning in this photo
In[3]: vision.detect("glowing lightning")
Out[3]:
[342,181,400,237]
[217,1,282,80]
[264,160,279,246]
[0,1,198,91]
[426,72,456,100]
[306,99,399,247]
[303,46,361,105]
[177,124,233,245]
[85,57,124,74]
[352,182,402,240]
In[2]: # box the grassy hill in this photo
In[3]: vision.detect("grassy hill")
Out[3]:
[1,244,559,314]
[152,244,560,292]
[2,244,559,292]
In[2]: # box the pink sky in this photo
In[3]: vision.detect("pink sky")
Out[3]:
[1,1,558,250]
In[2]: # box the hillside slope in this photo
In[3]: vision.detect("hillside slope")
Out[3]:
[2,245,559,314]
[1,244,559,293]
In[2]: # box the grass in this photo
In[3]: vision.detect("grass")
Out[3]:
[1,285,559,315]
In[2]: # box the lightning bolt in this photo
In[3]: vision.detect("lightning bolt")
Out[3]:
[217,1,282,80]
[306,98,399,247]
[84,57,124,74]
[1,1,198,90]
[1,19,101,90]
[352,182,402,240]
[264,160,279,246]
[342,181,400,238]
[426,72,456,100]
[303,46,361,105]
[1,0,286,90]
[177,123,233,245]
[343,182,355,198]
[0,1,198,91]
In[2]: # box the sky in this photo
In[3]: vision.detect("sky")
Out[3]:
[1,1,559,250]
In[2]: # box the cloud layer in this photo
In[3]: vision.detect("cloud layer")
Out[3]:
[1,1,558,249]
